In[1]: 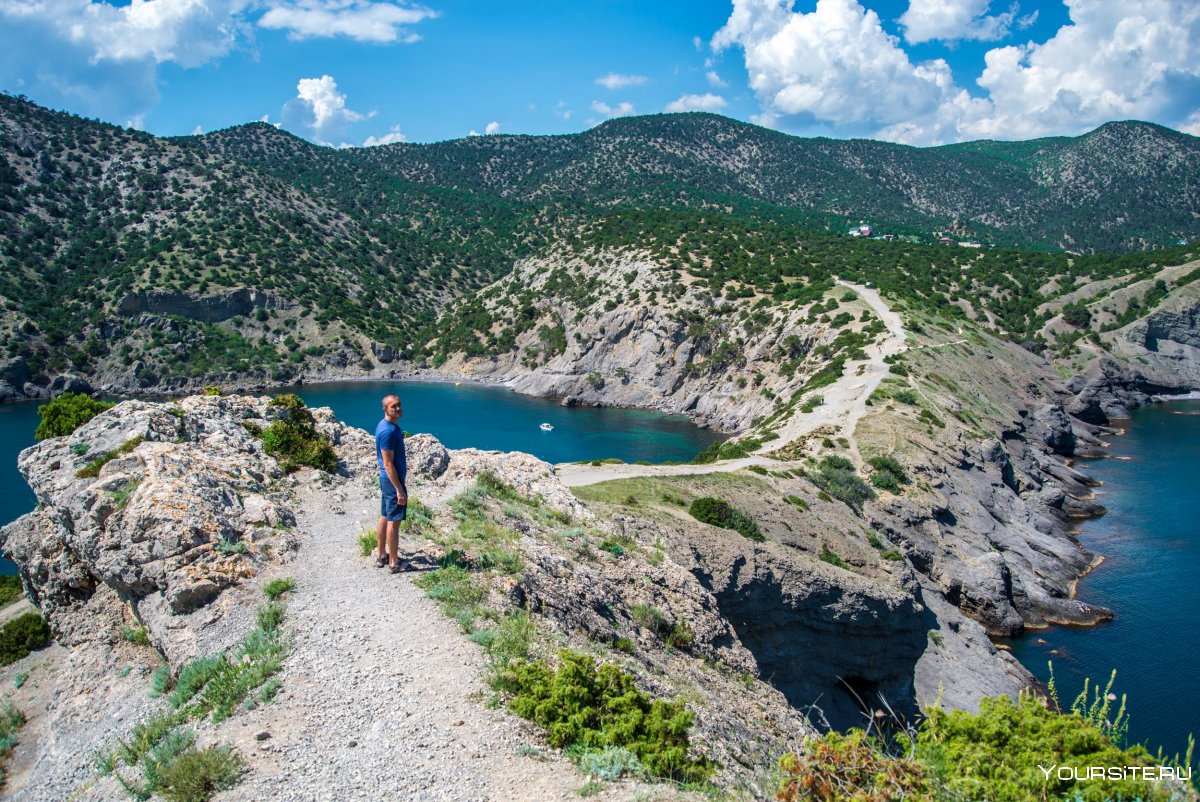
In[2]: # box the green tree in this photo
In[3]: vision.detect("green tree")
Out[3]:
[34,392,114,441]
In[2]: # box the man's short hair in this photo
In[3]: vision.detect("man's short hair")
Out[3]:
[381,393,399,410]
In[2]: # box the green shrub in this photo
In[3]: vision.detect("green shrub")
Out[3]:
[0,576,21,610]
[0,703,26,787]
[150,664,174,696]
[493,650,713,782]
[688,497,764,541]
[1062,304,1092,328]
[631,604,671,637]
[916,692,1177,802]
[784,495,809,510]
[170,656,226,709]
[880,549,904,561]
[202,386,222,397]
[819,543,847,569]
[155,744,243,802]
[0,612,52,666]
[256,602,285,633]
[777,730,935,802]
[263,578,295,601]
[477,471,520,501]
[76,436,144,478]
[811,456,875,512]
[691,436,763,464]
[599,536,627,557]
[918,409,945,429]
[574,746,647,781]
[261,395,337,473]
[665,621,693,650]
[35,393,115,441]
[868,455,909,494]
[357,529,375,556]
[121,626,151,646]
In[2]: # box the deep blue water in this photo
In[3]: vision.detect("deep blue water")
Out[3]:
[0,381,722,575]
[1009,399,1200,761]
[0,402,40,574]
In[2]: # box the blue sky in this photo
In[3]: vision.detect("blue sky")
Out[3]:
[1,0,1197,146]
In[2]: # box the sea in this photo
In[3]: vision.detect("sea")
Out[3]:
[1008,398,1200,760]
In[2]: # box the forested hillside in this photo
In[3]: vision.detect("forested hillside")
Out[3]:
[0,92,1197,394]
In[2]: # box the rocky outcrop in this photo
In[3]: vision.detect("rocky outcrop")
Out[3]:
[116,288,295,323]
[441,254,855,433]
[0,395,448,661]
[0,357,31,403]
[1067,291,1200,423]
[868,432,1112,638]
[0,356,95,404]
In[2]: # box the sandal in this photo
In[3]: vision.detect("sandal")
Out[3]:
[389,560,409,574]
[375,554,388,568]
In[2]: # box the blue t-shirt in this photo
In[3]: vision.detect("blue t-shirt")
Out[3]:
[375,419,406,482]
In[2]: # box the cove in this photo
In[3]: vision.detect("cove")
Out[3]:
[275,379,724,466]
[1008,399,1200,761]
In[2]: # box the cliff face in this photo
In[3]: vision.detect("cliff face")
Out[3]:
[438,253,879,433]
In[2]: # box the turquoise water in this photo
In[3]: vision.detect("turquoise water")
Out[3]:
[0,382,722,574]
[1009,399,1200,761]
[277,379,724,465]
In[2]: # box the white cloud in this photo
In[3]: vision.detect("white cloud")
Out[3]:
[467,129,479,136]
[258,0,437,43]
[706,69,728,88]
[692,35,703,50]
[715,0,1200,144]
[590,100,635,118]
[363,124,406,145]
[0,0,433,130]
[899,0,1016,44]
[595,72,648,90]
[713,0,946,129]
[281,75,369,145]
[191,124,204,135]
[664,93,728,113]
[259,113,270,123]
[1180,110,1200,136]
[954,0,1200,141]
[484,120,501,135]
[0,0,250,72]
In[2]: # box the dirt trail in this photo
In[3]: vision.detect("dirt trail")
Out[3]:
[212,479,682,802]
[556,281,907,487]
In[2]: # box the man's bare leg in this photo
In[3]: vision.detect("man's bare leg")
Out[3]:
[376,515,387,561]
[387,520,401,567]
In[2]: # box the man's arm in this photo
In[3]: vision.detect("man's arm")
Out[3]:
[381,450,408,504]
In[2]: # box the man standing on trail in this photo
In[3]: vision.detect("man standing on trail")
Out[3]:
[375,394,408,573]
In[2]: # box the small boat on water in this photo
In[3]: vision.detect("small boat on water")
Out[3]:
[540,423,554,432]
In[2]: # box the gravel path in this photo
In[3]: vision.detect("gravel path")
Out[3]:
[555,280,908,487]
[213,479,669,802]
